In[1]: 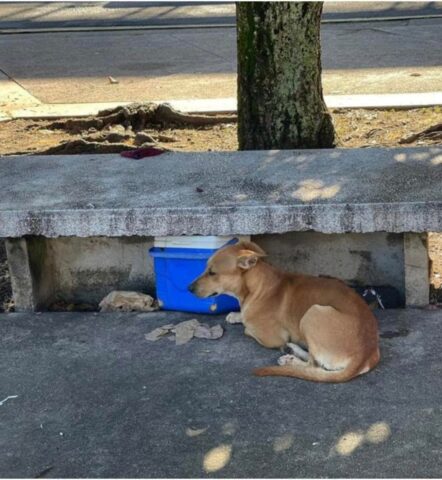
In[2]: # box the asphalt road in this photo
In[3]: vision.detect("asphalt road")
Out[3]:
[0,1,441,30]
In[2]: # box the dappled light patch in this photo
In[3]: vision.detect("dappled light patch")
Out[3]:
[292,179,341,201]
[365,422,391,444]
[335,431,365,456]
[273,433,294,452]
[203,444,232,473]
[186,426,208,438]
[431,154,442,165]
[333,421,391,456]
[410,151,430,161]
[222,422,237,436]
[394,150,442,164]
[234,193,248,201]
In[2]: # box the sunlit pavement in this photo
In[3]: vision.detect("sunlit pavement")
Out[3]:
[1,309,441,477]
[0,19,441,106]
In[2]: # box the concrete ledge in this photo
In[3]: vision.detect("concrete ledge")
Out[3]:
[3,92,442,121]
[325,91,442,109]
[6,98,236,120]
[1,147,441,238]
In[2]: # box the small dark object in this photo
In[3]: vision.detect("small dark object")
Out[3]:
[319,276,403,309]
[282,343,308,355]
[35,466,54,478]
[318,275,404,310]
[196,187,204,193]
[352,285,404,309]
[121,146,167,159]
[380,328,410,339]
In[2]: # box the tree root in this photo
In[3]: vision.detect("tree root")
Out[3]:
[399,123,442,144]
[46,102,237,134]
[37,139,137,155]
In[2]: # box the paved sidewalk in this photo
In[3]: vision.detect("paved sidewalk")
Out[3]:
[0,18,441,108]
[1,309,441,477]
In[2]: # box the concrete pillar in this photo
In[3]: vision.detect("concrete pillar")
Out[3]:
[4,238,37,311]
[404,233,430,307]
[5,236,55,312]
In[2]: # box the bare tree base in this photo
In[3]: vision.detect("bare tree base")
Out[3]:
[47,102,237,134]
[38,139,137,155]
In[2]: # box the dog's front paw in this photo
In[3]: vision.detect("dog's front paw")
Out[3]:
[226,312,243,324]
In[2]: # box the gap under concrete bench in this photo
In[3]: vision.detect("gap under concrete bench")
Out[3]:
[1,147,440,311]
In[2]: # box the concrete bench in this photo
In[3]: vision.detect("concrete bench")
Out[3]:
[1,146,441,311]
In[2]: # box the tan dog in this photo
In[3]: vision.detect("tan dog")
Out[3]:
[188,241,380,382]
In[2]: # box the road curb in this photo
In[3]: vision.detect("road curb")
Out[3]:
[1,13,441,35]
[325,92,442,109]
[2,92,441,121]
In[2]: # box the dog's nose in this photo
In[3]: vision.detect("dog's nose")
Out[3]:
[188,282,196,293]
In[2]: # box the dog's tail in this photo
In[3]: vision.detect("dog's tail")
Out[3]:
[253,362,364,383]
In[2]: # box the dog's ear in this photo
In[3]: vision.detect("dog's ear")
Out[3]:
[236,241,266,257]
[237,249,264,270]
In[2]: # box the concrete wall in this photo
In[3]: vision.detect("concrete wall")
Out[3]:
[31,236,154,305]
[256,232,405,294]
[7,232,410,309]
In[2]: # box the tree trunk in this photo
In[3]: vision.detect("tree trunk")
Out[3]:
[237,2,335,150]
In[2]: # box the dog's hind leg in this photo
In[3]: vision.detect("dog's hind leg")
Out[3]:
[285,343,309,361]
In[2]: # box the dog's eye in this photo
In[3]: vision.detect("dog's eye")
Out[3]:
[208,270,216,276]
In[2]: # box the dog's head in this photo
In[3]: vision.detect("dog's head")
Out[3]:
[188,241,266,298]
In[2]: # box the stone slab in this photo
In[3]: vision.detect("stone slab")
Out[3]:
[0,308,441,477]
[1,147,441,238]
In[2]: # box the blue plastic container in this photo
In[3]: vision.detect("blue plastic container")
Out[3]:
[149,241,240,314]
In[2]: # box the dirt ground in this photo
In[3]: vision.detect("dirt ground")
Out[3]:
[0,107,441,155]
[0,107,441,310]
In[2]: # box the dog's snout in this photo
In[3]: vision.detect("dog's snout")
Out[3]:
[188,282,196,294]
